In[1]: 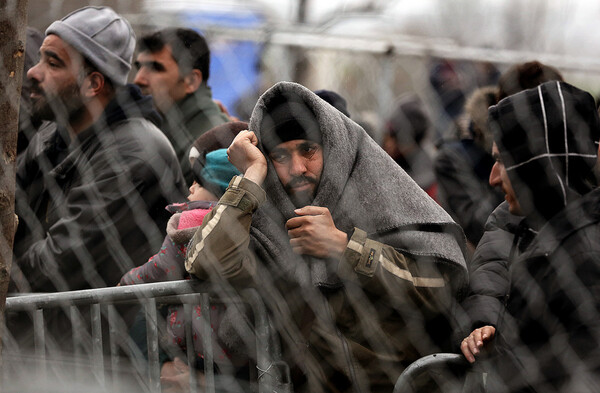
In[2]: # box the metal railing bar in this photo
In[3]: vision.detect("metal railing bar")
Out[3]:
[5,283,286,393]
[243,289,281,393]
[33,308,47,383]
[392,353,470,393]
[91,303,106,387]
[6,280,212,310]
[145,298,161,393]
[184,303,199,393]
[108,304,121,393]
[200,293,214,392]
[70,305,83,380]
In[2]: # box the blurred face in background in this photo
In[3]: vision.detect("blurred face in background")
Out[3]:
[133,44,188,114]
[490,142,522,215]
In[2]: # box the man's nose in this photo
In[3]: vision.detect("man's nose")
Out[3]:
[133,69,147,87]
[489,162,501,187]
[27,62,41,82]
[289,154,307,176]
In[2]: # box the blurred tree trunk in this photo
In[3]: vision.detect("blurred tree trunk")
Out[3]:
[0,0,28,361]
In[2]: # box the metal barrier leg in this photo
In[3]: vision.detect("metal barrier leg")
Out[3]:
[33,308,47,384]
[200,294,215,391]
[108,305,121,392]
[91,303,106,387]
[243,289,291,393]
[70,305,83,381]
[184,303,198,393]
[145,298,161,393]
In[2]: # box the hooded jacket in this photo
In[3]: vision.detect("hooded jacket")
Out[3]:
[486,81,600,392]
[13,84,187,292]
[186,82,468,393]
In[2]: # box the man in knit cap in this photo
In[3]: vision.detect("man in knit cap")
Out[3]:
[13,6,187,293]
[461,81,600,392]
[133,27,229,184]
[186,82,468,392]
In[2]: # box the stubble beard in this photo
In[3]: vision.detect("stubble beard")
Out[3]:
[284,176,318,208]
[30,78,86,126]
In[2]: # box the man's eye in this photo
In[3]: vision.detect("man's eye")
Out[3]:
[270,152,289,163]
[151,62,164,72]
[301,145,318,158]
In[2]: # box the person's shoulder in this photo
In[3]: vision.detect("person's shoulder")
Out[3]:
[183,89,229,124]
[113,117,172,151]
[531,188,600,257]
[185,101,229,131]
[106,118,182,176]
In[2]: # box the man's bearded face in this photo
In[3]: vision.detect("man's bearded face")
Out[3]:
[269,139,323,207]
[27,34,87,125]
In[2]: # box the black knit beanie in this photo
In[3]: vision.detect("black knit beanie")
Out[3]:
[260,92,322,152]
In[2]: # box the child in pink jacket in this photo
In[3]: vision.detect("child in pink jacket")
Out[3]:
[120,122,248,390]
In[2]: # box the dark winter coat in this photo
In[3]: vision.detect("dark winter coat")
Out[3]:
[496,187,600,392]
[460,201,521,332]
[13,85,187,292]
[485,81,600,392]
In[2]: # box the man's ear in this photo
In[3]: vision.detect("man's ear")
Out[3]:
[83,71,105,98]
[183,69,203,94]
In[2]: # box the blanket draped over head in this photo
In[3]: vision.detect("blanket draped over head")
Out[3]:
[247,82,468,291]
[489,81,600,227]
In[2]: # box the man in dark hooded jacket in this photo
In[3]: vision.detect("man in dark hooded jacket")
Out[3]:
[12,6,187,293]
[461,81,600,392]
[460,61,565,345]
[185,81,468,392]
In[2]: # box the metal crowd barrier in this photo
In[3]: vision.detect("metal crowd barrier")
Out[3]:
[393,353,486,393]
[1,280,291,393]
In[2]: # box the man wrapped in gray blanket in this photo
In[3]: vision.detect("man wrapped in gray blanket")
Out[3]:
[186,81,468,393]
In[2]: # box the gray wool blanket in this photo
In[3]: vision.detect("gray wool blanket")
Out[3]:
[247,82,468,291]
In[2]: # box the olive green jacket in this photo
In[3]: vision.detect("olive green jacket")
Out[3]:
[187,176,457,393]
[162,84,229,184]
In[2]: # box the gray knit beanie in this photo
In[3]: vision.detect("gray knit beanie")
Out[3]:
[46,6,135,86]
